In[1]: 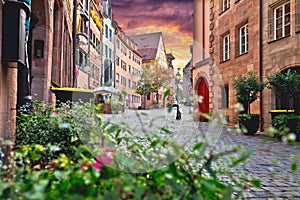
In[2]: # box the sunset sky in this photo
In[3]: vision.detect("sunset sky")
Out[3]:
[111,0,194,68]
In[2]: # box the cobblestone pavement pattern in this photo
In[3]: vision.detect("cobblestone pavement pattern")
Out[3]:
[105,106,300,199]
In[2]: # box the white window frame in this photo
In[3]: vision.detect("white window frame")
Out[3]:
[274,1,290,40]
[223,0,230,11]
[239,24,248,55]
[223,34,230,61]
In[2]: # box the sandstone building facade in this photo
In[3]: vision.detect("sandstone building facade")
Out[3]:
[193,0,300,129]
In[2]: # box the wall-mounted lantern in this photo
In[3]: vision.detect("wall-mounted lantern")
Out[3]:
[34,40,44,58]
[2,0,30,66]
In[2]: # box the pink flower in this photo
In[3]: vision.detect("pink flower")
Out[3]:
[49,161,56,168]
[11,145,18,151]
[92,163,102,170]
[105,148,114,153]
[54,111,59,115]
[80,163,90,171]
[96,155,112,165]
[66,106,71,111]
[118,187,123,194]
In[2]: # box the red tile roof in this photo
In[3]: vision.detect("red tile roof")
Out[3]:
[130,32,163,62]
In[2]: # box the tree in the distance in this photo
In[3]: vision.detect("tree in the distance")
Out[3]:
[135,62,173,107]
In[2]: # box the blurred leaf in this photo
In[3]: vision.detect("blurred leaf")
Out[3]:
[201,179,226,194]
[231,149,255,167]
[164,89,170,98]
[34,179,49,193]
[167,104,173,113]
[165,178,183,193]
[291,163,298,173]
[251,178,261,188]
[0,182,11,196]
[134,187,145,199]
[193,142,203,151]
[161,127,173,134]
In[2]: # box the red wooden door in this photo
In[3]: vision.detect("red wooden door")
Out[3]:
[198,79,209,119]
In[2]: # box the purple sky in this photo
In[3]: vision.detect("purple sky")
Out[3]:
[111,0,194,37]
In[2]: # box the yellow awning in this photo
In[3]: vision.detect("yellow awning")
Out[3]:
[269,110,295,113]
[76,7,81,34]
[50,87,92,93]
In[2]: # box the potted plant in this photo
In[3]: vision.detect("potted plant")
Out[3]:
[233,71,265,134]
[267,69,300,136]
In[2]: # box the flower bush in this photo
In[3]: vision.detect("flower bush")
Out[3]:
[0,101,262,199]
[15,101,97,163]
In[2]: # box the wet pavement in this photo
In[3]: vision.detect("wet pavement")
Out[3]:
[107,106,300,199]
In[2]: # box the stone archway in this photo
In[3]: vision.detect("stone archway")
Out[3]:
[276,66,300,115]
[30,0,52,102]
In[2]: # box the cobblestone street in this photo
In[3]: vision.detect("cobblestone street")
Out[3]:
[106,106,300,199]
[219,130,300,199]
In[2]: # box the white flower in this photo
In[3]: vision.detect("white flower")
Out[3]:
[234,103,244,112]
[287,133,296,141]
[198,96,204,103]
[58,123,70,129]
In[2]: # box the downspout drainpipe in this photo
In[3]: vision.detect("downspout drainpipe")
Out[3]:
[259,0,264,132]
[72,0,77,87]
[18,0,33,115]
[202,0,205,60]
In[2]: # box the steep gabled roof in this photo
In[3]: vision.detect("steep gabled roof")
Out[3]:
[130,32,163,62]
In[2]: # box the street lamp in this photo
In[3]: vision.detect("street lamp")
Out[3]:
[175,68,181,80]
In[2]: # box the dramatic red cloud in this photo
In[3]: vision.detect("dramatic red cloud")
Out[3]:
[112,0,193,37]
[112,0,194,67]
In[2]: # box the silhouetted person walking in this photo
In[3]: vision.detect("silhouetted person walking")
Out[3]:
[173,97,181,120]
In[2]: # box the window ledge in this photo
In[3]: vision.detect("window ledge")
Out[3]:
[220,59,230,64]
[235,51,248,58]
[267,34,291,44]
[219,8,230,16]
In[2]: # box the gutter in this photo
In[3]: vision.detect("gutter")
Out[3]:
[259,0,264,131]
[73,0,77,86]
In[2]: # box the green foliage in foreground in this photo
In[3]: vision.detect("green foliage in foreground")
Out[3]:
[0,102,260,199]
[271,114,300,140]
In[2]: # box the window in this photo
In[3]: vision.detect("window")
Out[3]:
[109,29,112,41]
[221,85,229,108]
[116,56,119,66]
[105,45,108,58]
[128,80,131,88]
[85,0,89,11]
[239,24,248,54]
[116,73,119,83]
[116,39,120,49]
[222,0,230,11]
[274,2,290,39]
[78,51,87,68]
[105,25,108,38]
[80,18,88,35]
[109,48,112,59]
[222,34,230,61]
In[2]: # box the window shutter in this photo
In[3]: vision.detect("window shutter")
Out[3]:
[268,7,274,41]
[296,1,300,33]
[219,0,223,14]
[235,27,239,57]
[220,36,223,62]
